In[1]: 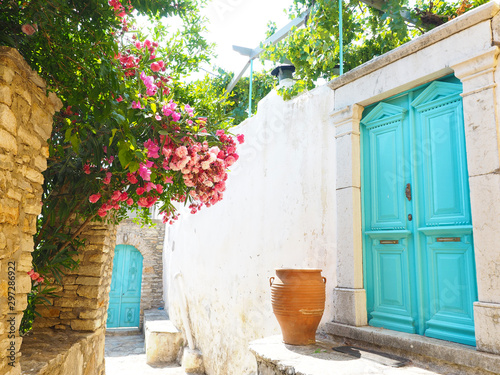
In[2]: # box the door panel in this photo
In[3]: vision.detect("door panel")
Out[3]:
[369,125,407,229]
[369,235,415,333]
[362,78,477,346]
[416,102,470,225]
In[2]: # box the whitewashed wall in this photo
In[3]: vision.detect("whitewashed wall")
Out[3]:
[164,85,336,375]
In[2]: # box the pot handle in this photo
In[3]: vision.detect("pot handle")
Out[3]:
[269,277,275,287]
[322,277,327,284]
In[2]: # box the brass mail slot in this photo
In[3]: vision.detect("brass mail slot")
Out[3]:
[380,240,399,244]
[436,237,460,242]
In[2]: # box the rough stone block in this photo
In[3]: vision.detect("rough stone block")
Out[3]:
[23,202,42,216]
[38,307,61,318]
[12,82,32,106]
[54,298,99,309]
[34,155,47,171]
[0,103,16,134]
[32,104,52,140]
[60,311,78,320]
[6,189,21,202]
[0,232,6,249]
[0,128,17,154]
[17,126,41,150]
[77,286,100,299]
[0,86,12,106]
[48,92,63,112]
[0,154,14,171]
[23,167,43,184]
[11,95,31,128]
[71,319,100,331]
[22,216,36,235]
[0,66,15,84]
[16,273,31,294]
[75,276,100,286]
[79,310,100,320]
[0,199,19,225]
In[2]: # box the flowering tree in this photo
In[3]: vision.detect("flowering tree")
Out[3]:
[1,0,244,333]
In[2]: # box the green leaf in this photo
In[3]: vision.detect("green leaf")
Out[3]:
[111,111,126,124]
[70,134,80,151]
[109,128,119,146]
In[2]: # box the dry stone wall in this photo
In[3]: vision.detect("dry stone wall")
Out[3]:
[34,222,117,332]
[0,47,61,375]
[20,328,105,375]
[116,218,165,328]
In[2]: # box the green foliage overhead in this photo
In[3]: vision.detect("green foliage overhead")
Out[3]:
[261,0,486,99]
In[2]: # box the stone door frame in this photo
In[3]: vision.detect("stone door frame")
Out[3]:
[331,46,500,354]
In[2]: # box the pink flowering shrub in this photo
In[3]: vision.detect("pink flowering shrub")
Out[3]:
[73,0,245,225]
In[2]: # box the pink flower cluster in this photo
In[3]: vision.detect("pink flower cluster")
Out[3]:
[84,19,243,225]
[28,269,44,283]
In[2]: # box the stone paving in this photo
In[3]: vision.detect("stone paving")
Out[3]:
[105,334,191,375]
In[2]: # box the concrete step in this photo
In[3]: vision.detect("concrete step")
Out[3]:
[144,309,184,366]
[325,322,500,375]
[250,334,443,375]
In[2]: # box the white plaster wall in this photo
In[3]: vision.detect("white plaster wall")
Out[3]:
[165,85,336,375]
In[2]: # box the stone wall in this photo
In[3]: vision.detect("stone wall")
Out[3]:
[34,222,117,332]
[115,219,165,328]
[0,47,61,375]
[20,328,105,375]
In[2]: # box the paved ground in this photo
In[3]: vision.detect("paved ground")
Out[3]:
[105,334,191,375]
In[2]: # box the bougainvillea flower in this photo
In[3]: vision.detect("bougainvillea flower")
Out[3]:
[89,194,101,203]
[127,172,138,184]
[138,163,151,181]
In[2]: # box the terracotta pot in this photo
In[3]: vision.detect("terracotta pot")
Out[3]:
[270,268,326,345]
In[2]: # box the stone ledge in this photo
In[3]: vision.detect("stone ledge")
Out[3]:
[325,322,500,375]
[20,328,104,375]
[250,334,440,375]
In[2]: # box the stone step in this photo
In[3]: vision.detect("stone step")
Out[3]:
[105,327,142,336]
[250,334,443,375]
[144,309,184,366]
[324,322,500,375]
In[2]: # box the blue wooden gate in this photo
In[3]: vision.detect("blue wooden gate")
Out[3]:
[107,245,143,328]
[361,77,478,346]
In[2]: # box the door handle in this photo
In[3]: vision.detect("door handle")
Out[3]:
[405,183,412,201]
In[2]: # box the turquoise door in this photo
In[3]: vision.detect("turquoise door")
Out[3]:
[361,77,478,346]
[107,245,143,328]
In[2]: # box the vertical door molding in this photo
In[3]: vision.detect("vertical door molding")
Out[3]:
[331,104,367,326]
[452,46,500,354]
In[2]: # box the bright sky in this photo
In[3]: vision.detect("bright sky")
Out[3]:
[200,0,293,76]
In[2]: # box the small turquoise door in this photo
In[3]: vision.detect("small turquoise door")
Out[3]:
[107,245,143,328]
[361,77,478,346]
